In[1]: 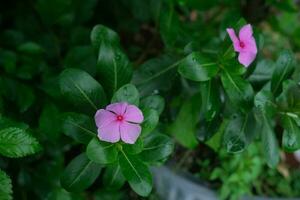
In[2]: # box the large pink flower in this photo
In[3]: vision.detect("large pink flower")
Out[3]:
[226,24,257,67]
[95,102,144,144]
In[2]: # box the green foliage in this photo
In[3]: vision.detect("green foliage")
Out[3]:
[1,0,300,199]
[0,170,12,200]
[0,127,41,158]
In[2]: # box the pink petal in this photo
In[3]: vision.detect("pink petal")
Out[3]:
[120,122,141,144]
[238,51,256,67]
[124,105,144,123]
[97,121,120,143]
[226,28,241,52]
[95,109,116,128]
[239,24,253,41]
[244,37,257,54]
[106,102,128,115]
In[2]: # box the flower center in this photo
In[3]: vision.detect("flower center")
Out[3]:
[116,115,124,121]
[239,41,245,48]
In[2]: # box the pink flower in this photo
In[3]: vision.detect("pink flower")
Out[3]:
[95,102,144,144]
[226,24,257,67]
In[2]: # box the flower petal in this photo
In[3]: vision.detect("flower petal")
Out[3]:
[239,24,253,41]
[95,109,116,128]
[124,105,144,123]
[106,102,128,115]
[238,51,256,67]
[97,121,120,143]
[120,122,141,144]
[244,37,257,54]
[226,28,241,52]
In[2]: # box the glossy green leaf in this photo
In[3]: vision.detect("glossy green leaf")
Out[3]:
[133,55,177,96]
[140,95,165,115]
[141,108,159,136]
[111,84,139,105]
[61,153,101,192]
[200,80,221,121]
[122,137,143,155]
[281,114,300,152]
[139,133,174,163]
[119,149,152,196]
[277,80,300,111]
[103,164,125,190]
[86,138,118,164]
[61,112,96,144]
[221,70,254,111]
[178,52,218,82]
[168,93,201,148]
[0,127,41,158]
[59,68,107,113]
[91,25,132,96]
[0,169,12,200]
[223,112,257,153]
[271,50,295,96]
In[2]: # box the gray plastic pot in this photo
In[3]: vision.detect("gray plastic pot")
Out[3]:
[153,166,300,200]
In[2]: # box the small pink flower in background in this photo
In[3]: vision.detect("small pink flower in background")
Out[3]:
[226,24,257,67]
[95,102,144,144]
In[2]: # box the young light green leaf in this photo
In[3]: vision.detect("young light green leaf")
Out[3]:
[0,127,41,158]
[61,153,102,192]
[0,169,12,200]
[111,84,139,106]
[59,68,107,113]
[119,149,152,197]
[86,138,118,164]
[178,52,218,82]
[61,112,96,144]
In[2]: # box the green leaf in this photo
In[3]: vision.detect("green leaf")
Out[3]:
[86,138,118,164]
[178,52,218,81]
[261,114,280,168]
[271,50,295,96]
[223,112,257,153]
[141,109,159,136]
[200,80,221,121]
[64,46,97,76]
[103,164,125,190]
[111,84,139,106]
[140,95,165,115]
[46,188,83,200]
[122,137,143,155]
[133,55,177,96]
[59,68,107,113]
[61,153,101,192]
[221,70,254,111]
[277,80,300,111]
[248,60,275,84]
[281,114,300,152]
[139,133,174,163]
[168,93,201,148]
[0,169,12,200]
[0,127,41,158]
[91,25,132,96]
[119,149,152,196]
[61,112,96,144]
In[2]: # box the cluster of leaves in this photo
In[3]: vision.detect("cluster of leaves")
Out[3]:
[1,0,300,199]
